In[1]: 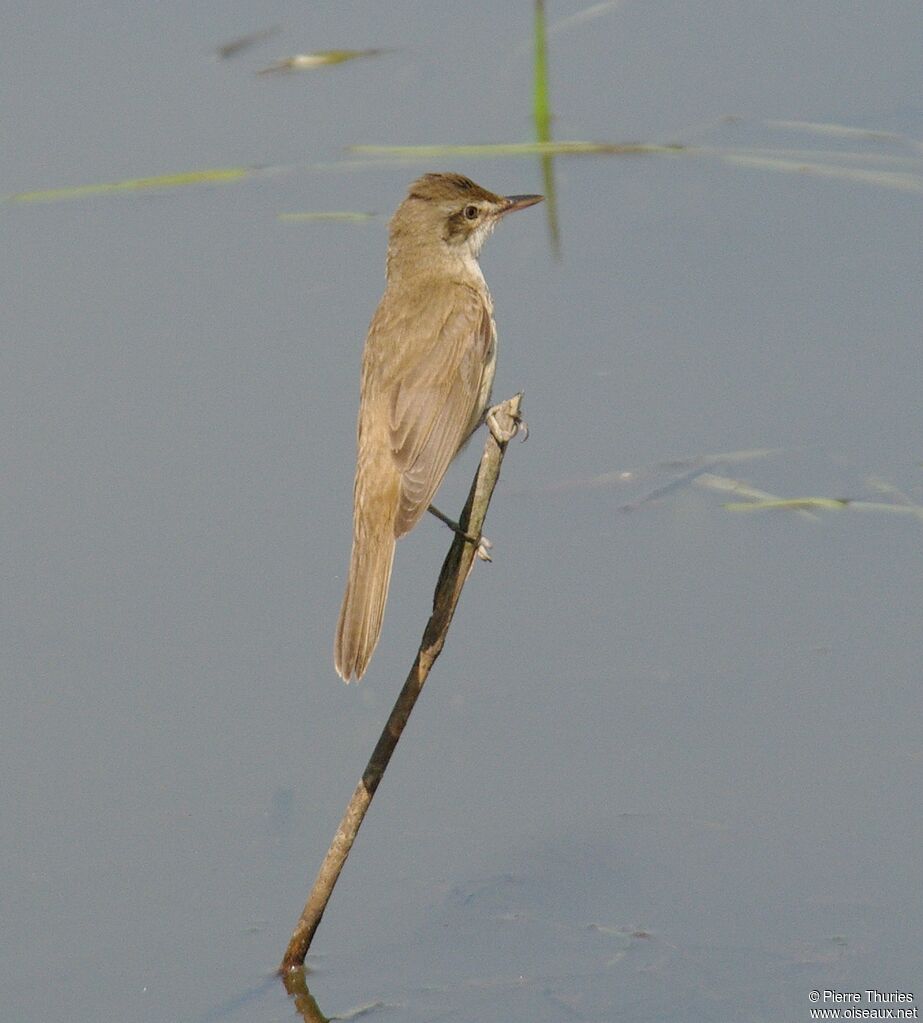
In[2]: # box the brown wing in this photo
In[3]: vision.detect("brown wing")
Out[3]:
[384,282,494,537]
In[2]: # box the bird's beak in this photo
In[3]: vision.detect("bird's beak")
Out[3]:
[501,193,544,215]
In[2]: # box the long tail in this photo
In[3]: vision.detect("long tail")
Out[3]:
[334,517,396,682]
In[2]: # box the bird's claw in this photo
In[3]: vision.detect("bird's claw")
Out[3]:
[428,504,493,561]
[486,403,528,445]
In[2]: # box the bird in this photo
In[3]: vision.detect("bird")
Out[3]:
[334,173,543,681]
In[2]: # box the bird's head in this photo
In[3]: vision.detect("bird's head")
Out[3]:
[387,173,543,274]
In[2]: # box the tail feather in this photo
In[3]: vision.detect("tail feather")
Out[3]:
[334,527,396,682]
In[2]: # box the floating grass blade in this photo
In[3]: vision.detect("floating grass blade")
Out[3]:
[277,211,376,222]
[765,119,914,145]
[707,151,923,195]
[217,25,281,59]
[864,477,922,508]
[723,497,851,513]
[697,473,823,521]
[6,166,256,204]
[849,501,923,523]
[349,142,922,196]
[257,49,385,75]
[719,146,923,168]
[724,494,923,523]
[350,141,674,159]
[619,464,716,513]
[517,449,779,497]
[546,1,622,38]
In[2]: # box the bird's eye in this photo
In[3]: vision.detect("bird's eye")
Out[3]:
[463,204,479,220]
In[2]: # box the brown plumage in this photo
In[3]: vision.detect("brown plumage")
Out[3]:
[334,173,542,681]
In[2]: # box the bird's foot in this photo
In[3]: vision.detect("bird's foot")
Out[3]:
[486,402,528,444]
[428,505,493,562]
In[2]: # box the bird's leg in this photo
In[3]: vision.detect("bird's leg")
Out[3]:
[486,402,528,444]
[427,505,493,562]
